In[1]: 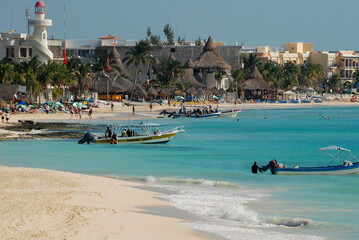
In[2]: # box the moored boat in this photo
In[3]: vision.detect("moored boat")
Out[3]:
[271,145,359,175]
[79,122,184,144]
[220,109,241,118]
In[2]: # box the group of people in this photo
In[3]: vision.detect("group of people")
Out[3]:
[251,159,278,174]
[104,126,140,144]
[0,110,10,124]
[186,106,219,117]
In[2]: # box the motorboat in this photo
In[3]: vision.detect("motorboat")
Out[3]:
[79,122,184,144]
[220,109,241,118]
[271,145,359,175]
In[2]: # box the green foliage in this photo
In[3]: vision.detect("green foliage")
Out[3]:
[195,37,202,46]
[163,24,174,45]
[156,57,185,88]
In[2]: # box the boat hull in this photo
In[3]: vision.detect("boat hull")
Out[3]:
[173,112,221,118]
[220,110,241,118]
[273,162,359,175]
[96,131,179,144]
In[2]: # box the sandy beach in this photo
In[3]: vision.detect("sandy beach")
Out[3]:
[1,101,359,239]
[0,166,212,240]
[4,100,359,124]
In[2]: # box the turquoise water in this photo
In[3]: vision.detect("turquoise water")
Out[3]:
[1,106,359,239]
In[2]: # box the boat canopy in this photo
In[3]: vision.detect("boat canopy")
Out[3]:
[319,145,351,152]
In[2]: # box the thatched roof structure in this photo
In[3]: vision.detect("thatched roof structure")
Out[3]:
[193,36,231,70]
[0,84,22,101]
[196,88,205,96]
[210,88,219,95]
[95,72,142,94]
[158,89,171,96]
[186,87,197,95]
[218,88,226,95]
[169,54,177,61]
[111,46,130,78]
[183,59,205,87]
[146,86,158,96]
[243,66,271,91]
[204,89,212,95]
[129,86,147,96]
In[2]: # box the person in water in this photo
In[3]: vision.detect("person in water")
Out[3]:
[251,161,263,174]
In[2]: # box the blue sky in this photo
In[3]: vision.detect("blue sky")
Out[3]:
[2,0,358,51]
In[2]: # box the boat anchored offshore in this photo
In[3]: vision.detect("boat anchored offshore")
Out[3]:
[78,122,184,144]
[220,109,241,118]
[261,146,359,175]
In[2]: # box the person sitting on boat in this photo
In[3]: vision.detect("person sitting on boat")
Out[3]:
[251,162,263,174]
[153,128,160,135]
[105,127,112,140]
[110,133,118,144]
[122,129,127,137]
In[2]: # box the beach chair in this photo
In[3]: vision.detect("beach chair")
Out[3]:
[279,100,287,103]
[290,99,299,103]
[256,100,264,103]
[301,99,311,103]
[268,100,277,103]
[314,99,323,103]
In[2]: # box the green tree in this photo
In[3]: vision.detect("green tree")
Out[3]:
[156,57,185,88]
[328,74,340,92]
[241,53,259,72]
[213,70,227,89]
[123,40,152,99]
[163,24,174,45]
[231,68,246,101]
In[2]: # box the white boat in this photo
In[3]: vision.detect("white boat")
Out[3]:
[272,145,359,175]
[79,122,184,144]
[220,109,241,118]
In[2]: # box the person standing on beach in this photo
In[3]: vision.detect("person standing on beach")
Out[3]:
[1,110,4,124]
[88,108,93,120]
[79,109,82,119]
[149,103,153,112]
[5,111,10,124]
[132,105,135,115]
[111,102,114,111]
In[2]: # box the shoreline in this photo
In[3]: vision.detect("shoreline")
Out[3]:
[0,165,214,240]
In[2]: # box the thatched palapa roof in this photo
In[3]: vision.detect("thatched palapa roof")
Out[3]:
[158,89,171,96]
[193,36,231,70]
[243,66,271,91]
[146,86,158,96]
[0,84,22,101]
[183,59,205,87]
[96,72,126,94]
[111,46,130,78]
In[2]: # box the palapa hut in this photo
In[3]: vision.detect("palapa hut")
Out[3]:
[146,86,158,101]
[95,72,126,101]
[193,36,231,89]
[183,59,205,88]
[0,84,26,107]
[111,46,130,78]
[157,89,171,101]
[243,66,271,101]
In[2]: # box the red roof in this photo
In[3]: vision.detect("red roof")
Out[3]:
[99,35,120,40]
[35,1,45,7]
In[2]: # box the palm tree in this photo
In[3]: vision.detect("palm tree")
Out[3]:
[73,63,92,99]
[213,70,227,89]
[123,40,152,100]
[282,62,300,88]
[328,74,340,92]
[156,57,185,89]
[241,53,259,72]
[231,68,246,101]
[298,63,325,87]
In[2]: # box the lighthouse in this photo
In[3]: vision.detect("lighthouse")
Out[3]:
[28,1,53,63]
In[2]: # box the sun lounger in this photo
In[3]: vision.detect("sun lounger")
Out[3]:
[314,99,323,103]
[301,99,311,103]
[268,100,277,103]
[290,99,299,103]
[279,100,287,103]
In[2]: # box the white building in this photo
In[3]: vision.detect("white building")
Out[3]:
[0,1,54,63]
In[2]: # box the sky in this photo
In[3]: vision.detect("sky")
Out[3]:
[2,0,359,51]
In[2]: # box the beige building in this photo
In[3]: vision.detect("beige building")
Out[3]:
[336,51,359,82]
[309,51,336,79]
[250,42,313,66]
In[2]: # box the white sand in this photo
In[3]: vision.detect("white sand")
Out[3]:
[0,166,209,240]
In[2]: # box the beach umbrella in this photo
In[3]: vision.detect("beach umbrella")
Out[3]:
[158,89,171,96]
[146,86,158,97]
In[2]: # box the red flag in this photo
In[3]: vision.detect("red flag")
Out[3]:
[63,49,68,65]
[106,52,110,72]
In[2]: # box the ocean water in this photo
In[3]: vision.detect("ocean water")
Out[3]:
[1,106,359,240]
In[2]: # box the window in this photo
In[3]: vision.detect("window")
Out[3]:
[170,48,175,53]
[6,47,14,58]
[29,48,32,57]
[42,32,46,40]
[20,48,27,58]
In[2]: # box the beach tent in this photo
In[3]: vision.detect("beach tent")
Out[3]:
[283,91,296,101]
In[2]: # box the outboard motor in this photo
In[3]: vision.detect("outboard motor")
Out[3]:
[78,132,96,144]
[261,159,278,174]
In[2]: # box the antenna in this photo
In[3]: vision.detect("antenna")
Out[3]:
[64,1,66,42]
[26,6,31,34]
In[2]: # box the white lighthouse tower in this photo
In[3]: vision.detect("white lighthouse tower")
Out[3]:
[28,1,53,63]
